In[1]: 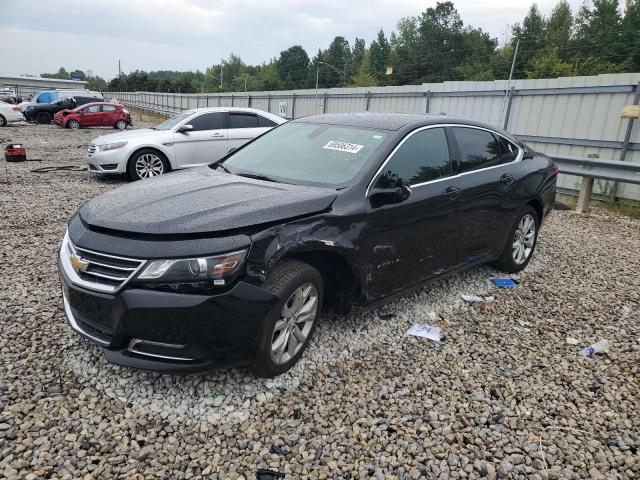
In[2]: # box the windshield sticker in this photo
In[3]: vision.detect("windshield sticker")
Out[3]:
[323,140,364,154]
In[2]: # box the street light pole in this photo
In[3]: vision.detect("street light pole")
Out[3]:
[315,61,346,114]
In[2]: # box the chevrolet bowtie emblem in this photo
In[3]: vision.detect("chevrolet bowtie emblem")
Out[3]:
[70,254,89,273]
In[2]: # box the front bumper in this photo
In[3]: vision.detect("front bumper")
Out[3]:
[59,254,277,374]
[86,147,130,174]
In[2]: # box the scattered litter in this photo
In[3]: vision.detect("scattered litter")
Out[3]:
[31,165,88,173]
[407,323,441,342]
[492,278,519,288]
[256,469,285,479]
[582,339,609,357]
[566,337,579,345]
[461,294,495,303]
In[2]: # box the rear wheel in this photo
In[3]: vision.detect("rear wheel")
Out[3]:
[251,260,323,377]
[492,205,539,273]
[127,149,169,181]
[67,119,80,129]
[36,112,51,124]
[114,120,127,130]
[0,115,6,127]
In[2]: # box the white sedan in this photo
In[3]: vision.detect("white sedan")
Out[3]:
[0,101,25,126]
[86,107,286,180]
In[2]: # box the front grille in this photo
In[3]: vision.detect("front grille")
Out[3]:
[77,319,113,344]
[87,144,97,156]
[74,245,145,290]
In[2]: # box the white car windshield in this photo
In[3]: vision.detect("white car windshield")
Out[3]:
[221,123,387,187]
[154,112,192,130]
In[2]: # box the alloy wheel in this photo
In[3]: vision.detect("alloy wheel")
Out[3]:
[135,153,164,179]
[512,213,536,265]
[115,120,126,130]
[270,283,318,365]
[68,120,80,129]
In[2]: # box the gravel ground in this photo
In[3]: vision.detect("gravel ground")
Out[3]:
[1,120,639,479]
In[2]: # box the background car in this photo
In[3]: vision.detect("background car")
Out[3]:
[0,101,25,126]
[86,107,286,180]
[23,96,100,124]
[19,89,103,110]
[54,102,132,130]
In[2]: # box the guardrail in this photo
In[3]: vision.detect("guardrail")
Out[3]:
[551,155,640,213]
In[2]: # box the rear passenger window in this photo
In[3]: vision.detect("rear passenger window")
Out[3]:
[452,127,502,173]
[377,128,450,186]
[85,105,101,113]
[258,115,277,127]
[188,112,225,131]
[229,114,258,129]
[102,105,117,112]
[497,136,518,163]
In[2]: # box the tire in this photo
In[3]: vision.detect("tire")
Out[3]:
[492,205,539,273]
[114,120,127,130]
[36,112,51,124]
[126,149,169,181]
[67,119,80,129]
[251,260,324,377]
[0,115,6,127]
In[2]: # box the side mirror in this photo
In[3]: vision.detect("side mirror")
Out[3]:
[369,183,412,208]
[177,124,193,134]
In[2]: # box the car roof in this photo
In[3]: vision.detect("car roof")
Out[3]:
[292,112,511,135]
[76,101,119,107]
[182,107,285,120]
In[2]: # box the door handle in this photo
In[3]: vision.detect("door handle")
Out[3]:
[500,173,514,185]
[441,186,461,200]
[212,132,225,137]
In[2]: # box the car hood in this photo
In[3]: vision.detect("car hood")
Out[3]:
[91,128,166,145]
[79,167,337,236]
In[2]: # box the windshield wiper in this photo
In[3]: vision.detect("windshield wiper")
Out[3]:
[213,163,231,173]
[234,172,278,183]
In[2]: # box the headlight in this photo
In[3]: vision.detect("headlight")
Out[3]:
[99,141,128,151]
[136,250,246,286]
[122,108,129,114]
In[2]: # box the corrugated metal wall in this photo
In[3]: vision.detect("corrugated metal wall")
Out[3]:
[109,73,640,201]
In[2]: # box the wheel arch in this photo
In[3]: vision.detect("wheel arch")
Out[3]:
[526,198,543,223]
[127,146,172,172]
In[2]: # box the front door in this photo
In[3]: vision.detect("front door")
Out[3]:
[79,104,102,127]
[366,127,461,299]
[100,104,118,127]
[172,112,228,168]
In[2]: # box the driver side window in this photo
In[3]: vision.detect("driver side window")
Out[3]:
[377,127,451,187]
[188,112,225,131]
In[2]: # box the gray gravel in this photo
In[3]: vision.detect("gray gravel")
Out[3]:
[1,120,639,479]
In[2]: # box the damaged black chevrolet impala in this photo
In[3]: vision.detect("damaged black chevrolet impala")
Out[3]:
[59,113,556,376]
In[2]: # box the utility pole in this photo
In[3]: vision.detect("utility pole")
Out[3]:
[315,65,320,114]
[220,61,223,89]
[118,60,121,78]
[501,39,519,126]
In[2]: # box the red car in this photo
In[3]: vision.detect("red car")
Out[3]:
[53,102,132,130]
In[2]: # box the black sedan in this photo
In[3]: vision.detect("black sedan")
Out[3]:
[59,113,556,376]
[23,96,99,124]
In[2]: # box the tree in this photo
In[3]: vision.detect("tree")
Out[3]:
[368,30,391,82]
[351,38,367,77]
[277,46,310,89]
[511,5,546,77]
[621,0,640,70]
[575,0,623,62]
[526,48,574,78]
[390,17,420,84]
[544,1,573,59]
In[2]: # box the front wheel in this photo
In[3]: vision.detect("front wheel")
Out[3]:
[36,112,51,124]
[0,115,6,127]
[114,120,127,130]
[67,119,80,129]
[492,205,539,273]
[127,149,169,181]
[251,260,323,377]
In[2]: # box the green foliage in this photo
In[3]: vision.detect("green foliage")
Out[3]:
[102,0,638,93]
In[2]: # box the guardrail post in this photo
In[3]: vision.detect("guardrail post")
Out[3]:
[610,80,640,201]
[503,87,515,130]
[323,93,328,113]
[248,94,252,108]
[365,91,371,111]
[267,94,271,113]
[425,90,431,114]
[576,176,594,213]
[231,94,234,107]
[291,93,296,119]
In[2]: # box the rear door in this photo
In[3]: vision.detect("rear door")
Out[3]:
[366,126,461,298]
[79,104,102,127]
[226,113,273,153]
[172,112,227,168]
[450,126,522,261]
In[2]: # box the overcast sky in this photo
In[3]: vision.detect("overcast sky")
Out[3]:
[1,0,584,80]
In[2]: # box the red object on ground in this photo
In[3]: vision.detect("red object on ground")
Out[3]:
[5,144,27,162]
[53,102,132,129]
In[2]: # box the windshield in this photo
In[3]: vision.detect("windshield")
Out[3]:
[221,123,387,186]
[155,111,192,130]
